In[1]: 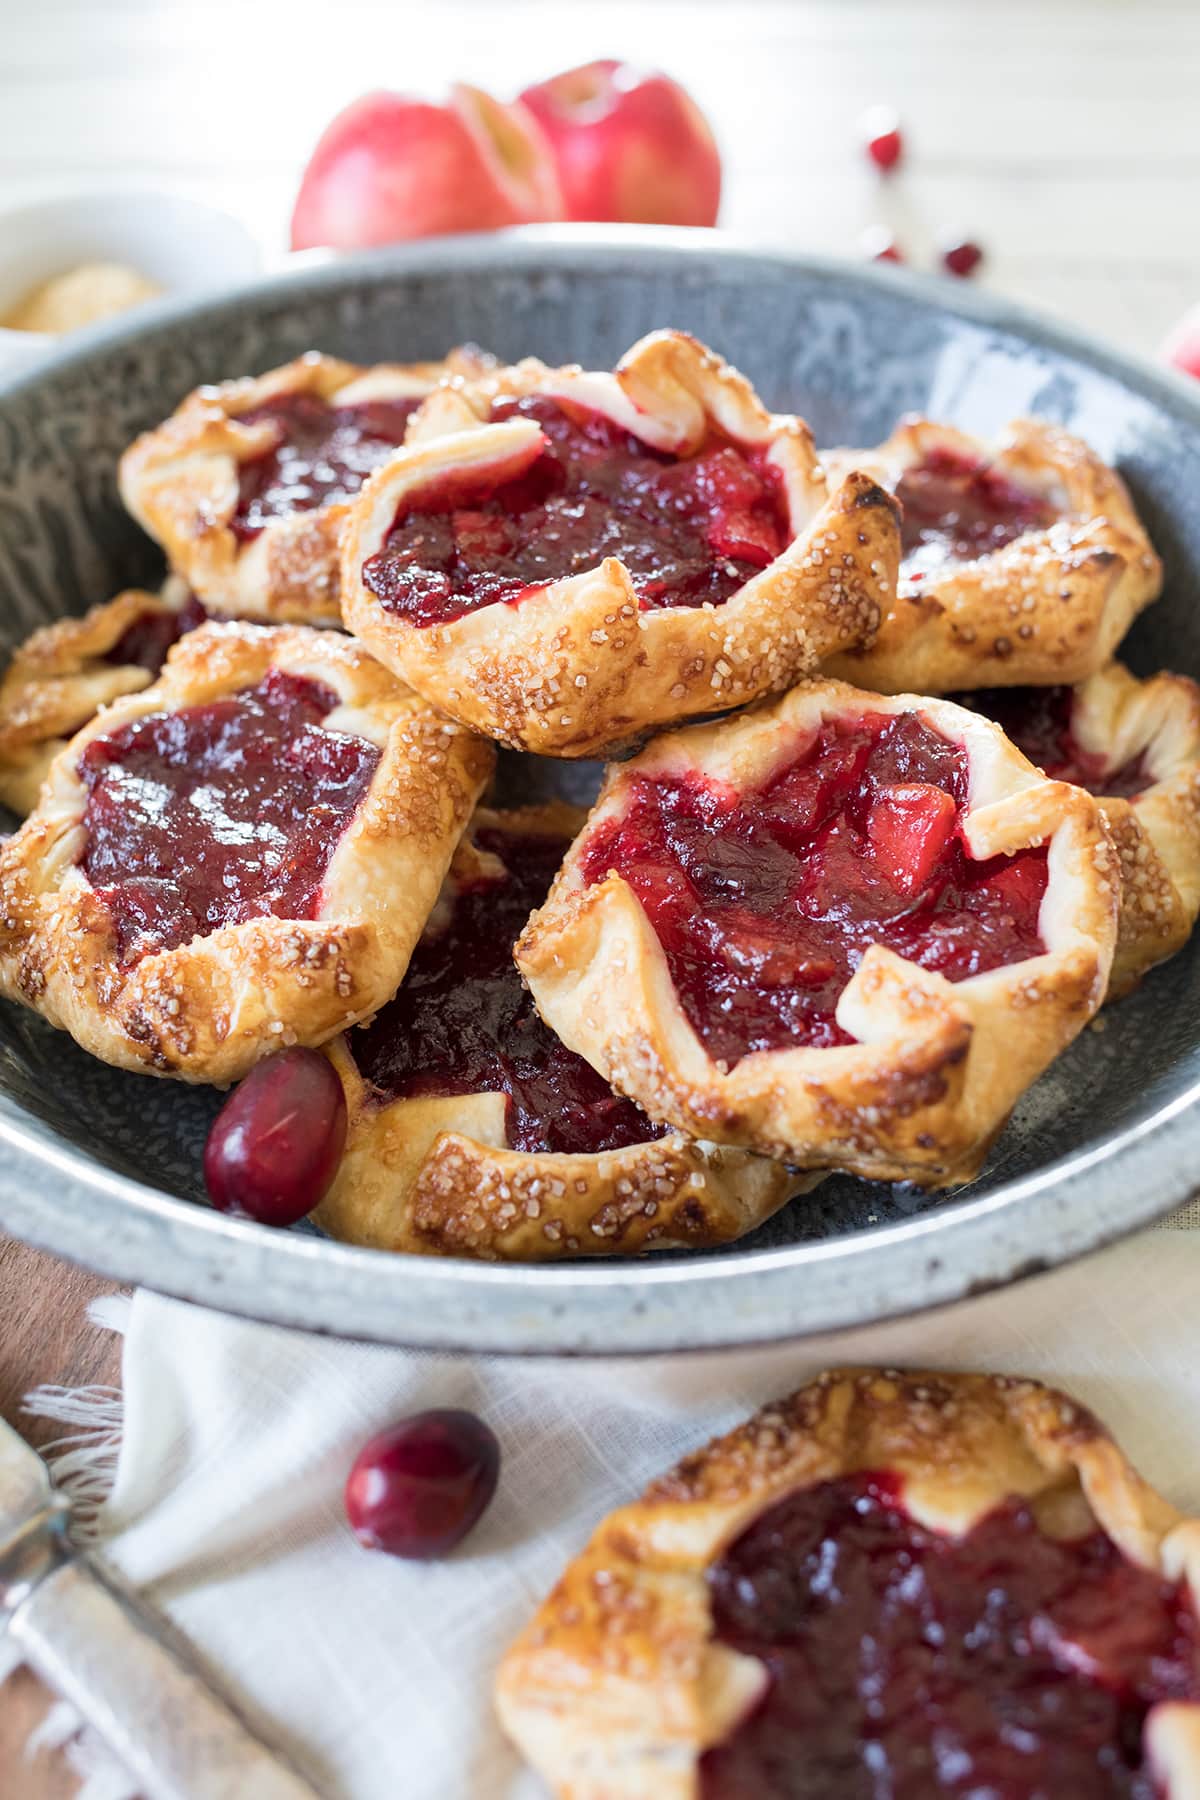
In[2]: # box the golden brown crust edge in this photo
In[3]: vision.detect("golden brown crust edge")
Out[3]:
[341,330,901,757]
[1073,663,1200,995]
[117,351,474,625]
[0,622,493,1083]
[495,1368,1200,1800]
[821,416,1163,693]
[314,805,810,1260]
[516,679,1119,1185]
[0,581,192,815]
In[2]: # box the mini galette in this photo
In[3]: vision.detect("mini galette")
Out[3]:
[496,1368,1200,1800]
[315,804,807,1260]
[340,330,900,757]
[821,416,1162,693]
[0,622,492,1083]
[516,679,1118,1184]
[118,351,483,626]
[959,663,1200,996]
[0,578,207,815]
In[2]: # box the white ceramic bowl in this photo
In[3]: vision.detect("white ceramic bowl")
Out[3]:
[0,191,262,374]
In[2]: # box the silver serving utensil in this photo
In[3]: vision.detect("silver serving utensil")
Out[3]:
[0,1415,319,1799]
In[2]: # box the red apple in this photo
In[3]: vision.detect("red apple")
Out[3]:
[290,84,563,252]
[1163,306,1200,380]
[519,60,721,227]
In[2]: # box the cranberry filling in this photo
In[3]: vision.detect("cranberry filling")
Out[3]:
[959,686,1152,799]
[232,392,422,541]
[360,394,789,627]
[350,825,663,1155]
[102,591,208,675]
[79,667,380,962]
[579,712,1048,1065]
[701,1471,1200,1799]
[897,446,1057,584]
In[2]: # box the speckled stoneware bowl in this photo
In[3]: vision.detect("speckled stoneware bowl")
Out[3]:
[2,227,1198,1353]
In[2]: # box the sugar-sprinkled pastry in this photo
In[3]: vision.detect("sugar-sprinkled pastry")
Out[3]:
[340,330,900,756]
[0,622,493,1082]
[316,804,809,1260]
[118,351,483,625]
[516,679,1118,1184]
[497,1367,1200,1800]
[821,416,1162,693]
[960,663,1200,996]
[0,577,206,815]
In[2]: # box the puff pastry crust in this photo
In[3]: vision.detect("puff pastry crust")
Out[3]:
[963,662,1200,997]
[0,622,493,1083]
[341,330,900,757]
[0,577,201,816]
[516,679,1119,1184]
[822,416,1162,693]
[496,1367,1200,1800]
[315,804,808,1260]
[117,351,477,626]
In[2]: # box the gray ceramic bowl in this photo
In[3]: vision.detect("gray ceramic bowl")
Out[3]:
[2,227,1198,1353]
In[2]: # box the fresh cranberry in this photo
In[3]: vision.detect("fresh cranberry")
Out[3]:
[204,1047,347,1226]
[860,225,903,264]
[344,1410,500,1559]
[942,237,985,278]
[861,107,903,172]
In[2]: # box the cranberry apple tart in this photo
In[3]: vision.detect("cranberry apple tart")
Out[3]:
[496,1368,1200,1800]
[0,576,207,815]
[0,623,492,1082]
[822,417,1162,693]
[959,664,1200,996]
[340,330,900,756]
[316,804,806,1259]
[118,351,480,626]
[516,679,1119,1184]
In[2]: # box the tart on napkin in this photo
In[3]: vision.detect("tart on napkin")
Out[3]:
[496,1367,1200,1799]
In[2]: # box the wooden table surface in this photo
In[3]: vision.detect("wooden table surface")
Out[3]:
[1,0,1198,1791]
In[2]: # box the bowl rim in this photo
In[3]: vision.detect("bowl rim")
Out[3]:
[1,223,1197,1355]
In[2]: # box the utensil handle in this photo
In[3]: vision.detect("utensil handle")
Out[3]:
[9,1555,319,1800]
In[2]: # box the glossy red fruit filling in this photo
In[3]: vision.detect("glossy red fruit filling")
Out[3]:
[232,392,422,540]
[103,591,208,674]
[345,1409,501,1560]
[360,394,789,627]
[352,825,662,1154]
[204,1047,347,1226]
[896,446,1057,583]
[700,1470,1200,1799]
[79,668,380,962]
[959,685,1151,799]
[579,711,1048,1064]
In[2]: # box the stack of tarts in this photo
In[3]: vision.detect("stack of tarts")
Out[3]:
[0,328,1196,1260]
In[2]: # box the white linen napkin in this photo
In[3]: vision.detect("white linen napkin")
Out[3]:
[10,1225,1200,1799]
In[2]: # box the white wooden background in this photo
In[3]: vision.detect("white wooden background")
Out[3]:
[2,0,1198,355]
[0,1,1197,1794]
